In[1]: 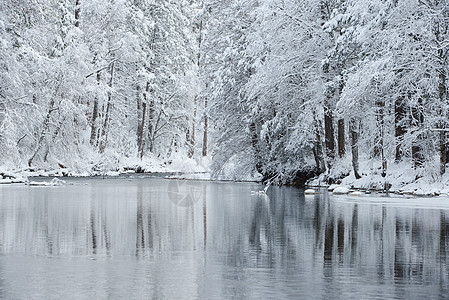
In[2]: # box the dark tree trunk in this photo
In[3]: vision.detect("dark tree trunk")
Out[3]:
[350,118,361,179]
[74,0,81,28]
[438,40,448,174]
[145,82,155,153]
[90,100,99,145]
[337,118,345,158]
[439,68,447,174]
[411,101,424,169]
[440,130,446,174]
[90,72,100,146]
[324,105,335,161]
[412,144,423,169]
[394,97,405,162]
[137,84,147,159]
[138,102,147,159]
[313,117,326,173]
[249,121,263,176]
[136,84,143,147]
[375,99,387,176]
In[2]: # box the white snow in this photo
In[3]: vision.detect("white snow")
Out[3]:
[11,177,27,183]
[333,186,350,194]
[28,178,66,187]
[328,184,340,191]
[105,171,120,177]
[304,189,316,194]
[308,159,449,198]
[0,179,12,184]
[49,178,66,186]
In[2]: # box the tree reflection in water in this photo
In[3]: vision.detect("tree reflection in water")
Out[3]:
[0,178,448,298]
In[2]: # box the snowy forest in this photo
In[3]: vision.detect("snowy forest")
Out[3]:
[1,0,448,187]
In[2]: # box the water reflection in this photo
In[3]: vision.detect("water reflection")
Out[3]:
[0,179,448,299]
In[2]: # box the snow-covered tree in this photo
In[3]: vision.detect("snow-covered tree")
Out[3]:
[243,0,331,183]
[204,0,261,180]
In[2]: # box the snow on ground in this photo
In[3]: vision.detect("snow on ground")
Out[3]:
[105,151,209,174]
[333,186,350,194]
[0,151,210,182]
[28,178,66,186]
[304,189,316,194]
[0,179,13,184]
[308,157,449,196]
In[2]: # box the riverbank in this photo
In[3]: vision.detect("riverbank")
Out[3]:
[307,158,449,196]
[5,153,449,197]
[0,153,210,184]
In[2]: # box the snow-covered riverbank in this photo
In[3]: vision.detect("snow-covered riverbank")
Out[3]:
[307,158,449,197]
[0,154,210,184]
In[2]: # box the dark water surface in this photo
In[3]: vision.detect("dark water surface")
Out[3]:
[0,178,448,299]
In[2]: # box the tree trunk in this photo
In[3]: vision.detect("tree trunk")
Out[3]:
[411,100,424,169]
[90,99,99,145]
[375,99,387,176]
[412,144,423,169]
[249,121,263,176]
[136,84,147,159]
[146,82,155,153]
[350,118,361,179]
[202,97,208,157]
[188,95,197,158]
[440,130,446,175]
[439,68,447,174]
[324,104,335,161]
[136,84,143,153]
[90,72,100,146]
[337,118,345,158]
[394,97,405,162]
[313,116,326,173]
[438,27,448,174]
[138,102,147,159]
[99,62,114,154]
[74,0,81,28]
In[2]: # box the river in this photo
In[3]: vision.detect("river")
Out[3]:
[0,177,448,299]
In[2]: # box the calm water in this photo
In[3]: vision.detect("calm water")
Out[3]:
[0,178,448,299]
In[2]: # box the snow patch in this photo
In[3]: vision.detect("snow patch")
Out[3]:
[333,186,350,194]
[304,189,316,194]
[308,158,449,197]
[328,184,340,191]
[28,178,66,187]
